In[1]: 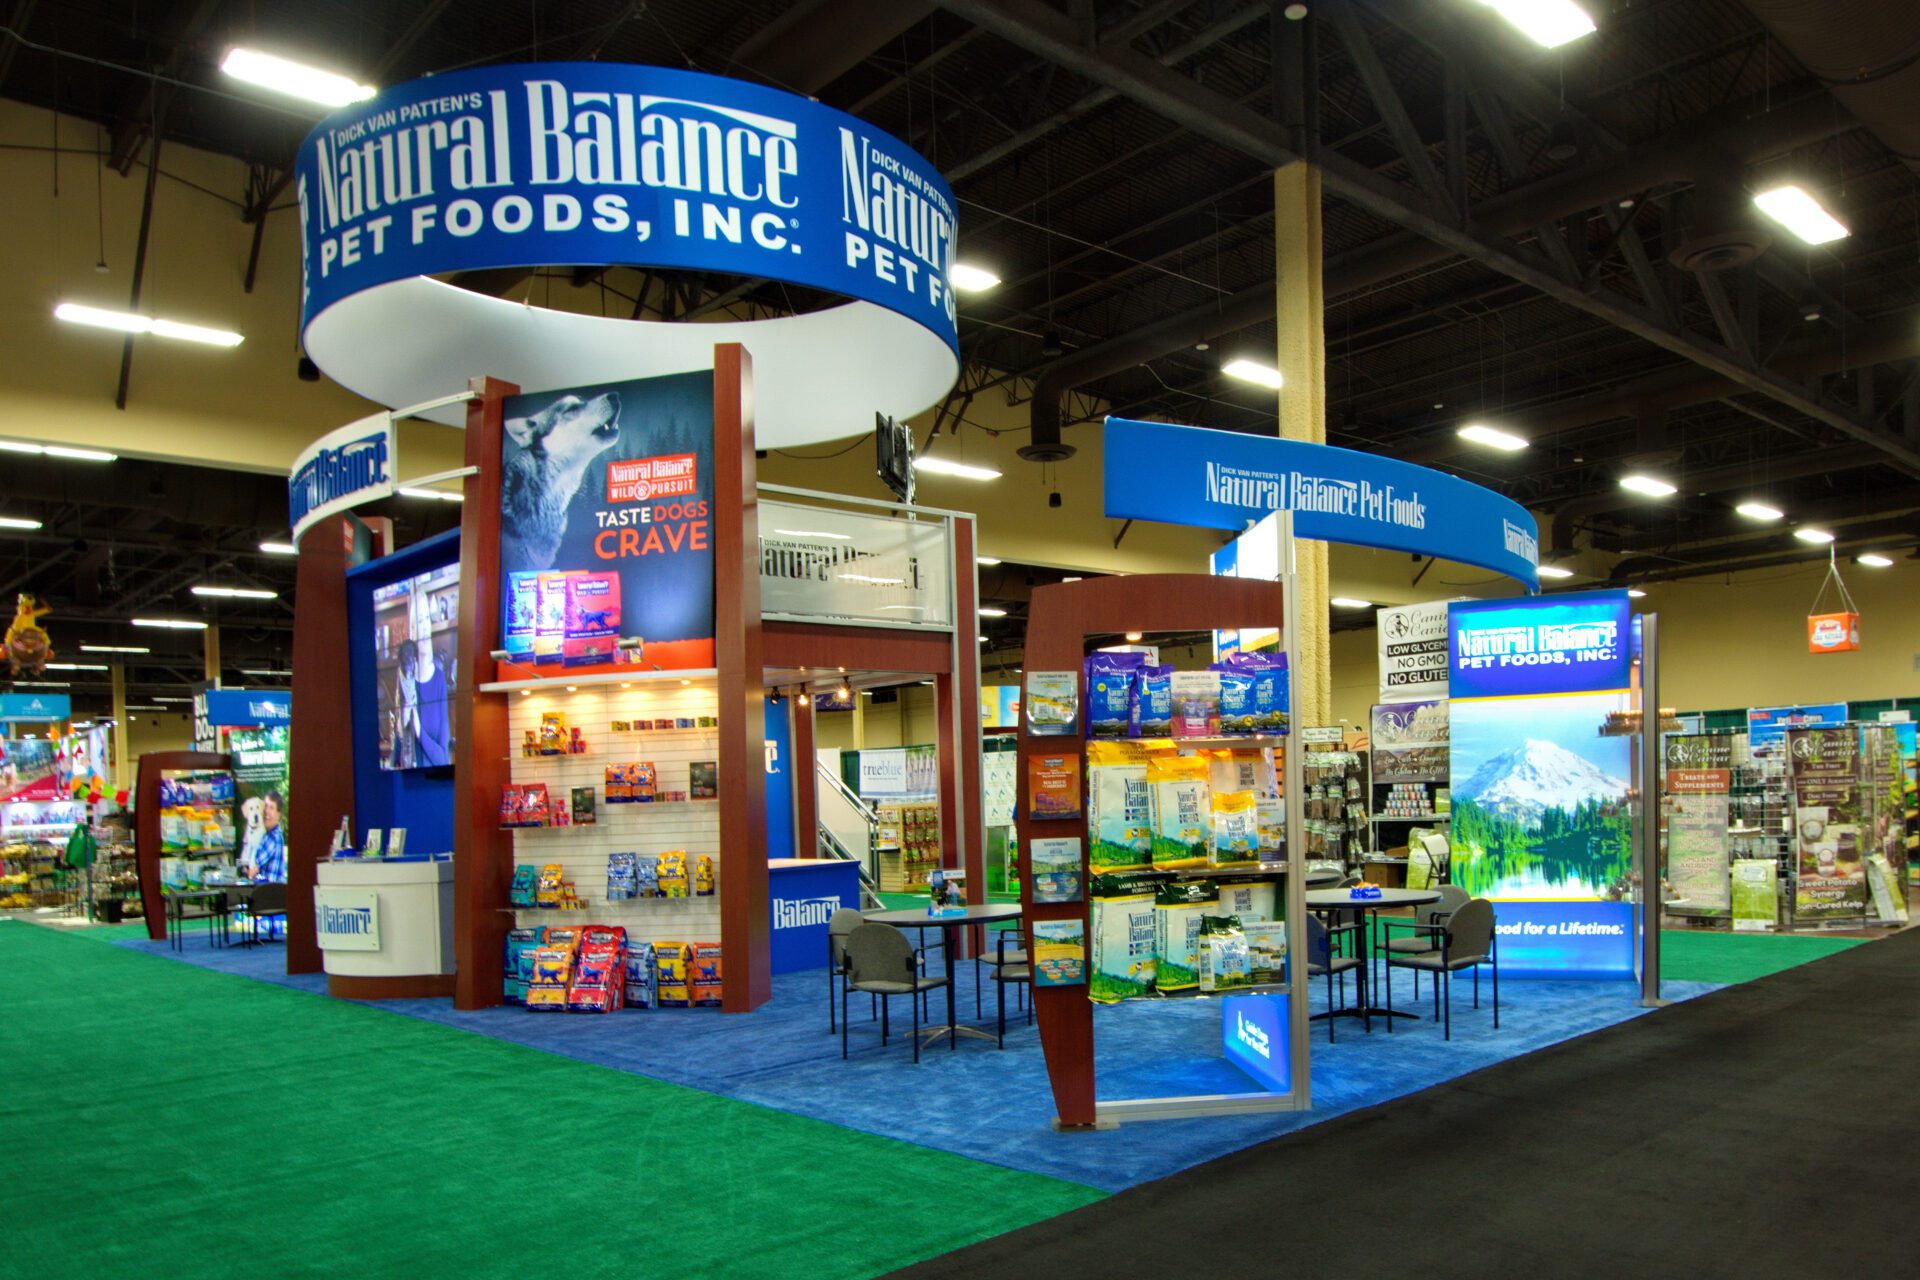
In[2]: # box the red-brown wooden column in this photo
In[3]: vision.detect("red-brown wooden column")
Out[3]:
[714,344,770,1011]
[452,376,519,1009]
[286,514,361,972]
[791,693,816,857]
[936,516,985,957]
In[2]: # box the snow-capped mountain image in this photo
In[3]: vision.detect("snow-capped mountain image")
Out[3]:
[1455,738,1627,826]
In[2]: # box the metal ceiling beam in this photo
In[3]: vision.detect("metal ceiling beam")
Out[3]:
[105,0,221,175]
[731,0,931,94]
[931,0,1909,475]
[0,0,40,92]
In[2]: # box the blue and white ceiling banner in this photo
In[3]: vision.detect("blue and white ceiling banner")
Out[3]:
[288,412,395,544]
[296,63,960,447]
[1103,418,1542,591]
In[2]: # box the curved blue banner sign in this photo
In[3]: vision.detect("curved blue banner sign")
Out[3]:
[1102,419,1541,591]
[295,63,958,355]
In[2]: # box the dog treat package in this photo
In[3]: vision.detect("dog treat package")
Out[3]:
[1210,791,1261,867]
[1170,670,1223,738]
[657,851,689,898]
[604,764,627,803]
[1137,665,1175,737]
[1215,879,1277,923]
[1153,880,1219,991]
[1147,754,1211,869]
[534,571,572,665]
[1088,741,1154,874]
[635,853,662,898]
[509,864,539,908]
[1089,874,1158,1003]
[654,942,692,1007]
[503,927,542,1003]
[1225,649,1290,734]
[1243,920,1289,984]
[1084,650,1147,738]
[1215,666,1260,735]
[1205,746,1275,798]
[632,763,658,803]
[689,941,723,1007]
[605,852,639,900]
[693,854,716,897]
[536,863,567,909]
[1256,795,1285,855]
[571,787,596,825]
[1197,915,1252,994]
[504,572,539,654]
[563,572,622,668]
[623,942,656,1008]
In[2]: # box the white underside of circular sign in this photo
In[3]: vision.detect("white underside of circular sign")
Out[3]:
[303,276,959,446]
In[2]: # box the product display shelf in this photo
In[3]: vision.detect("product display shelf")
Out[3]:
[506,684,721,948]
[1138,862,1293,881]
[479,666,719,695]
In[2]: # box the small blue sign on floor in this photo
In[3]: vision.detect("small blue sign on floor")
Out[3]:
[1222,991,1290,1093]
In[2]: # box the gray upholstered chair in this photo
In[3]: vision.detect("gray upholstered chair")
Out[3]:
[1380,884,1472,995]
[1305,913,1365,1041]
[841,922,950,1063]
[975,925,1028,1018]
[988,930,1032,1048]
[825,907,866,1033]
[1384,897,1499,1039]
[238,882,289,945]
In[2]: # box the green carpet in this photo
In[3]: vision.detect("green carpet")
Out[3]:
[0,921,1101,1279]
[1656,928,1866,985]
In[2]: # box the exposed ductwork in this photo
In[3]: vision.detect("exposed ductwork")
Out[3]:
[1610,513,1920,584]
[1740,1,1920,178]
[1016,84,1856,460]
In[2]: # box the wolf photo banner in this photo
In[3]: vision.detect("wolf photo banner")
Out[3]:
[1102,418,1542,591]
[295,62,959,449]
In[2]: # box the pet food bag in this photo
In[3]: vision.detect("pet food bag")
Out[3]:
[1090,874,1158,1003]
[655,942,692,1007]
[1197,915,1252,993]
[1088,741,1153,873]
[503,927,542,1003]
[563,572,622,667]
[535,863,566,908]
[635,853,662,898]
[694,854,716,897]
[1209,791,1260,867]
[1153,880,1219,991]
[606,852,639,900]
[510,864,539,907]
[534,570,572,664]
[1215,879,1277,923]
[1216,667,1260,735]
[623,942,656,1008]
[1085,650,1147,738]
[1147,754,1211,869]
[1205,747,1275,798]
[1256,795,1286,855]
[1170,670,1223,738]
[504,572,539,654]
[657,851,689,898]
[1244,919,1289,984]
[1228,649,1290,734]
[689,942,723,1007]
[1137,665,1175,737]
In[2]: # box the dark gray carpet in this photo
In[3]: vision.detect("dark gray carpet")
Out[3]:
[893,927,1920,1278]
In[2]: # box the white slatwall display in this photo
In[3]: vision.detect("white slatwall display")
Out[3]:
[506,679,722,947]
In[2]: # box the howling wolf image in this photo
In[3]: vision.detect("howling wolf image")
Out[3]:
[501,391,623,570]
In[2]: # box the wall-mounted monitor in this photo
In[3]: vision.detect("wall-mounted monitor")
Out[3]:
[372,563,459,771]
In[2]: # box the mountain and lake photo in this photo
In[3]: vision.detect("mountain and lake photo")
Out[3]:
[1448,694,1634,900]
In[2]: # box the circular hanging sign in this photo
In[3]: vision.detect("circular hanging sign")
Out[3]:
[295,63,960,445]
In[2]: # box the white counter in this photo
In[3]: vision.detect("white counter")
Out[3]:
[316,857,455,978]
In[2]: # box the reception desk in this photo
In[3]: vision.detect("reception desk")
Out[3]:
[315,857,456,999]
[768,858,862,974]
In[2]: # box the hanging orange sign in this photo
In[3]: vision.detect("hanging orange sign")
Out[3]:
[1807,611,1861,654]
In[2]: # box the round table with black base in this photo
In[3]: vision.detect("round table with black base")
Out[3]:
[862,903,1025,1048]
[1303,887,1441,1027]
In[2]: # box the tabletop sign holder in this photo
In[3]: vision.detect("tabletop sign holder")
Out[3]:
[1016,512,1311,1128]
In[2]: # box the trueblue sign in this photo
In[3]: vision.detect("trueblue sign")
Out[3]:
[204,689,291,729]
[1448,590,1633,700]
[1221,992,1291,1093]
[295,63,958,357]
[0,692,70,722]
[1102,418,1541,591]
[1489,901,1634,979]
[1747,702,1848,747]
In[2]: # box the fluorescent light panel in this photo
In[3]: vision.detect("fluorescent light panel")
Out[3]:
[1735,501,1784,521]
[44,663,108,671]
[1856,553,1893,568]
[81,644,148,654]
[1752,184,1850,246]
[772,529,851,540]
[1330,596,1373,608]
[54,302,242,347]
[977,607,1007,617]
[976,556,1002,566]
[1457,423,1529,452]
[1793,527,1835,544]
[240,668,293,677]
[1537,565,1576,579]
[131,617,208,630]
[259,541,298,555]
[221,46,375,108]
[1222,358,1284,389]
[397,486,463,502]
[0,515,44,530]
[191,585,278,600]
[1619,473,1677,497]
[1627,588,1647,598]
[949,263,1001,292]
[1478,0,1597,49]
[0,439,116,463]
[913,456,1002,481]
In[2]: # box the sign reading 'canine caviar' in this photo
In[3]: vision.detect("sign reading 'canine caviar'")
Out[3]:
[499,372,717,674]
[294,62,959,356]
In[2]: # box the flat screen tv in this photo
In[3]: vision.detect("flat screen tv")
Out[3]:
[373,563,459,771]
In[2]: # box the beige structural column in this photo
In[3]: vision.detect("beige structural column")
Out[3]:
[110,663,129,790]
[1273,160,1332,728]
[203,625,221,684]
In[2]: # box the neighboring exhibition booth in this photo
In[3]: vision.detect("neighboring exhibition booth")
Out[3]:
[278,62,983,1012]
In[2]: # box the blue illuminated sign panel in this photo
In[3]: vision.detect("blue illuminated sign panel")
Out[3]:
[1448,590,1632,699]
[1489,901,1634,978]
[1221,992,1291,1093]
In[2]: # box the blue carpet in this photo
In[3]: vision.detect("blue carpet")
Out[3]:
[116,931,1716,1192]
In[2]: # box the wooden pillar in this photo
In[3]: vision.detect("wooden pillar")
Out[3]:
[791,693,817,857]
[286,515,359,974]
[202,624,221,684]
[713,344,771,1012]
[109,664,129,791]
[1275,160,1332,726]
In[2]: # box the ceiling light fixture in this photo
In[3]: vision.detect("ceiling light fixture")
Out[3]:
[976,556,1002,566]
[44,663,108,671]
[240,668,293,677]
[1457,423,1529,452]
[191,585,279,600]
[0,515,45,530]
[1753,184,1850,246]
[912,456,1001,481]
[259,541,298,555]
[948,263,1001,292]
[1793,527,1835,544]
[1536,565,1576,579]
[1619,473,1677,498]
[220,46,376,109]
[1856,553,1893,568]
[152,696,192,704]
[81,644,148,654]
[1330,596,1373,609]
[1476,0,1596,49]
[1125,631,1143,642]
[1734,501,1784,521]
[978,606,1007,618]
[1222,358,1285,389]
[1627,588,1647,598]
[0,439,117,462]
[397,486,464,502]
[772,529,852,541]
[131,618,208,630]
[54,302,243,347]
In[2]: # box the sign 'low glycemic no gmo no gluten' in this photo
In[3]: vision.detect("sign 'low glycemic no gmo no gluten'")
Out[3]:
[1101,418,1541,591]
